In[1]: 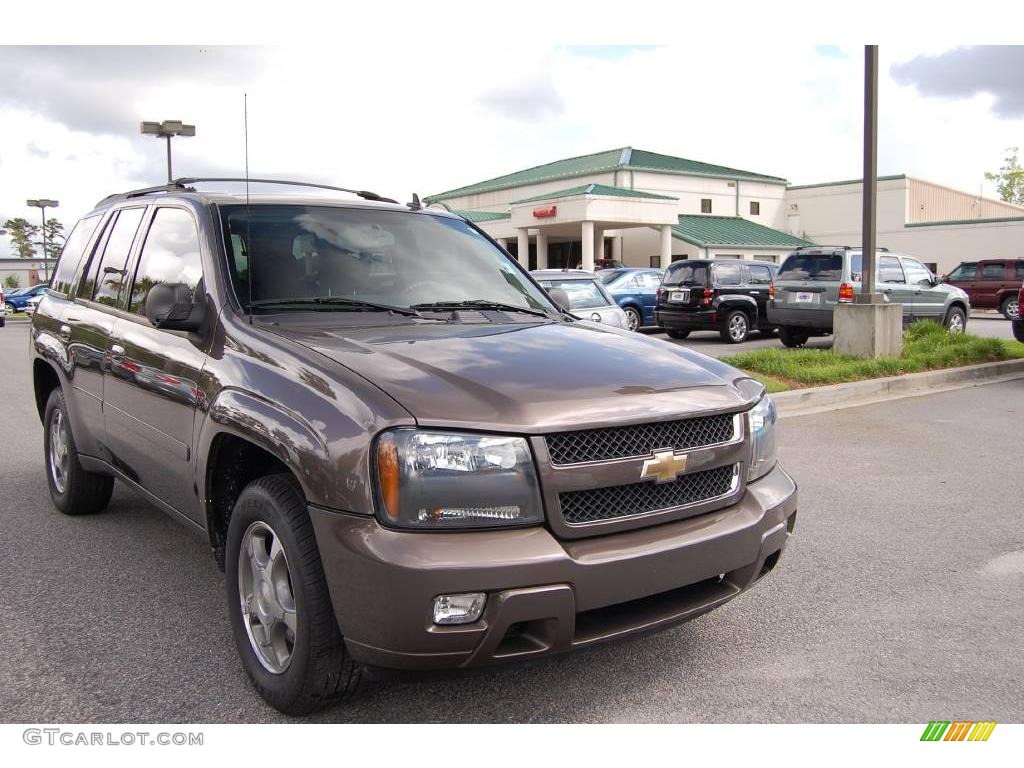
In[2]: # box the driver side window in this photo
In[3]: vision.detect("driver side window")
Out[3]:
[128,207,204,318]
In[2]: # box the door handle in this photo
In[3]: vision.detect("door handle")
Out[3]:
[59,324,71,340]
[110,344,126,360]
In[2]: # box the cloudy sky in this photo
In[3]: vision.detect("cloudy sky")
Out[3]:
[2,44,1023,255]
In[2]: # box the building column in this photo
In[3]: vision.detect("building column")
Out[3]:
[581,221,595,272]
[659,224,672,269]
[594,227,605,266]
[516,229,530,269]
[612,236,623,263]
[536,232,548,270]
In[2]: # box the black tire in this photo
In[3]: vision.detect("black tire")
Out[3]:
[666,329,690,340]
[226,474,362,715]
[43,387,114,516]
[1000,295,1020,321]
[623,306,643,332]
[779,326,810,348]
[4,302,16,315]
[720,309,750,344]
[943,305,967,333]
[1013,319,1024,344]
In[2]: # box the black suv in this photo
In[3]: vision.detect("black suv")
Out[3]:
[655,259,778,343]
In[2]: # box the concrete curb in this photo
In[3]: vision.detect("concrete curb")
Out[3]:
[773,358,1024,417]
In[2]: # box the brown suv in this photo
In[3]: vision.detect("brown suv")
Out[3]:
[30,179,797,714]
[944,259,1024,319]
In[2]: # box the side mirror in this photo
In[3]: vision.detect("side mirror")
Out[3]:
[145,283,205,332]
[547,287,572,311]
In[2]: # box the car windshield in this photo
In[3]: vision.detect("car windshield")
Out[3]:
[539,278,611,309]
[663,263,708,287]
[219,205,555,315]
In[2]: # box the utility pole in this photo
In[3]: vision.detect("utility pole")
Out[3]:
[859,44,879,303]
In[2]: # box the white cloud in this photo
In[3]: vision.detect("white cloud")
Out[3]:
[2,44,1022,257]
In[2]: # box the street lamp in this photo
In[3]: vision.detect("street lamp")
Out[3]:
[26,198,58,282]
[140,119,196,182]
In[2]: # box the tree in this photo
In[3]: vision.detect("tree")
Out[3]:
[985,147,1024,206]
[3,218,39,259]
[3,274,20,290]
[43,218,66,259]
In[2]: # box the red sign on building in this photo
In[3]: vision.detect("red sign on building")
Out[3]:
[532,205,557,219]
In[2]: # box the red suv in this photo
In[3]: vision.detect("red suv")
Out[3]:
[944,259,1023,319]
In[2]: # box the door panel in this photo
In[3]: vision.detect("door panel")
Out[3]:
[877,255,913,324]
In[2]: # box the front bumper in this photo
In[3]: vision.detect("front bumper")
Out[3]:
[309,463,798,671]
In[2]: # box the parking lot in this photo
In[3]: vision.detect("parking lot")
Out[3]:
[1,320,1022,723]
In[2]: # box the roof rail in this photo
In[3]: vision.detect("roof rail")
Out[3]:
[96,177,398,207]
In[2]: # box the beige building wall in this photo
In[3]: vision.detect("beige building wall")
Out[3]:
[908,178,1024,223]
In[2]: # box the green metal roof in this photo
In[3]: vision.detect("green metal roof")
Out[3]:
[425,147,788,202]
[669,215,814,249]
[453,209,511,223]
[511,183,677,205]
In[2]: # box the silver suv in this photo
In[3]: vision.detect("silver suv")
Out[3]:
[768,246,970,348]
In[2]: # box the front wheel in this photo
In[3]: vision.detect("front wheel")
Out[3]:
[779,326,810,348]
[720,310,750,343]
[4,302,16,315]
[666,329,690,340]
[1000,295,1019,321]
[944,306,967,333]
[623,306,642,332]
[43,388,114,516]
[226,474,362,715]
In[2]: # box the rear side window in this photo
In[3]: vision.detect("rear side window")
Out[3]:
[713,262,742,285]
[749,265,772,284]
[981,263,1006,280]
[84,207,146,306]
[128,208,204,316]
[663,262,707,287]
[50,215,101,296]
[777,253,844,281]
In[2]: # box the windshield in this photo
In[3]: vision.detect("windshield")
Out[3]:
[538,278,612,309]
[663,262,708,287]
[219,205,555,315]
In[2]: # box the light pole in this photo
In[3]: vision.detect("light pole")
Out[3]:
[140,120,196,182]
[26,198,58,282]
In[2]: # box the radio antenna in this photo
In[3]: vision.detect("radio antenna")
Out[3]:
[244,92,253,324]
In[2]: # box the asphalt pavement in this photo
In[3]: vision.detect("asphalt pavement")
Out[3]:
[1,321,1021,723]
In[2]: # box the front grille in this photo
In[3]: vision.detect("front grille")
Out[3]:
[558,464,738,525]
[545,413,736,465]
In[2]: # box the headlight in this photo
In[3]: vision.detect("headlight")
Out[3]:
[747,395,778,482]
[375,429,544,529]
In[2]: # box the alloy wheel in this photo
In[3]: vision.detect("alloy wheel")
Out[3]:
[238,521,297,674]
[947,312,965,333]
[625,308,641,332]
[48,407,70,494]
[729,313,748,342]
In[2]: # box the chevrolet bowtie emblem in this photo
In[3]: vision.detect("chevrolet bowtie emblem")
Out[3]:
[640,449,689,484]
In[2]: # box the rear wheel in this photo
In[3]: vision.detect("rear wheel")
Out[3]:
[623,307,642,332]
[944,306,967,333]
[779,326,810,348]
[5,302,16,315]
[226,474,362,715]
[43,388,114,516]
[1000,295,1019,321]
[666,329,690,340]
[720,310,750,343]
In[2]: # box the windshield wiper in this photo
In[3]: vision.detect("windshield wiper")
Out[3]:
[247,297,423,317]
[410,299,552,318]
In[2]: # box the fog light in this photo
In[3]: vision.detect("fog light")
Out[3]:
[433,593,486,625]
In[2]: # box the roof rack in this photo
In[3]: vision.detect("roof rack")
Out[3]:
[793,244,889,252]
[97,177,398,207]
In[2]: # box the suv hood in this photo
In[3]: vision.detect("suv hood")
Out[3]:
[269,320,757,432]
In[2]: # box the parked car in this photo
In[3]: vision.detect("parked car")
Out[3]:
[768,246,970,348]
[31,179,796,715]
[23,294,44,316]
[532,269,629,328]
[599,267,663,331]
[943,259,1023,319]
[594,258,624,271]
[1013,282,1024,342]
[655,259,779,344]
[4,282,50,314]
[0,289,5,328]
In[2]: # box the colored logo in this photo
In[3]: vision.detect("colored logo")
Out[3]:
[920,721,996,741]
[640,449,689,484]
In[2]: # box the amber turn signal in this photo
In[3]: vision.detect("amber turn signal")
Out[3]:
[377,434,400,520]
